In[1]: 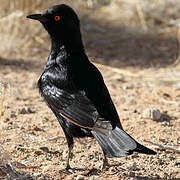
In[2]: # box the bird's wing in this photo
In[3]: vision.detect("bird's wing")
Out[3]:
[41,84,99,129]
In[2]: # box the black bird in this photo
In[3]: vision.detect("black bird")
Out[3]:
[27,4,156,170]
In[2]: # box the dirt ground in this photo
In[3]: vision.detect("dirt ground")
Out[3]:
[0,1,180,179]
[0,56,180,180]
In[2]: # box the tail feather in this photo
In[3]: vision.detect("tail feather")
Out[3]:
[134,142,156,155]
[91,126,156,158]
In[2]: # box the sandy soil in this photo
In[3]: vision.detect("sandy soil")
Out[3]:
[0,55,179,179]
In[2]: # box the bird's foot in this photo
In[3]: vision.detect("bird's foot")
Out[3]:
[64,165,86,174]
[59,164,74,174]
[65,163,74,173]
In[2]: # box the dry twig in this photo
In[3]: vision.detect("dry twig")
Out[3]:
[135,0,147,31]
[94,62,180,83]
[174,26,180,65]
[48,135,65,141]
[0,84,5,120]
[144,139,180,153]
[93,62,139,77]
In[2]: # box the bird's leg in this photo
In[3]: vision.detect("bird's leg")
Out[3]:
[58,117,74,171]
[101,152,109,170]
[62,130,74,171]
[66,142,73,170]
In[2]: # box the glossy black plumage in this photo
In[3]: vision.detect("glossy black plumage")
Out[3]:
[27,4,156,170]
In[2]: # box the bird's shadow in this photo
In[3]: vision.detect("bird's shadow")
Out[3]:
[126,173,179,180]
[59,167,86,175]
[156,113,177,127]
[2,163,178,179]
[58,163,179,180]
[58,167,101,176]
[83,168,101,176]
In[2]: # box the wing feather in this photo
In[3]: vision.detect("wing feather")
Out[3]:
[42,84,98,128]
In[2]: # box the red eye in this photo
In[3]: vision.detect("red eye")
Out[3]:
[54,16,60,21]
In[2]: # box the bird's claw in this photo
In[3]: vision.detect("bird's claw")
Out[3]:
[66,167,73,173]
[65,164,71,171]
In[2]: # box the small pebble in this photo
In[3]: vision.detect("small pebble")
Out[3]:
[119,97,126,103]
[40,147,49,153]
[33,173,41,177]
[33,126,45,132]
[19,107,34,114]
[116,74,125,81]
[10,113,16,118]
[158,159,164,165]
[122,83,134,90]
[76,175,85,180]
[126,97,136,105]
[145,90,152,94]
[142,108,161,120]
[89,176,99,180]
[34,151,43,156]
[126,162,137,170]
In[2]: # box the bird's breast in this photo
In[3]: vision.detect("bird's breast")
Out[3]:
[39,64,78,93]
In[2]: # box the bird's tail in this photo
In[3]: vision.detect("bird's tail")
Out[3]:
[91,126,156,158]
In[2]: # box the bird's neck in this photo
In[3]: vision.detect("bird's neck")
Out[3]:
[50,33,84,57]
[50,37,63,57]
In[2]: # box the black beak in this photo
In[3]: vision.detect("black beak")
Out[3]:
[26,14,48,23]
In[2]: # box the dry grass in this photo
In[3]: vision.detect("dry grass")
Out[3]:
[0,84,11,170]
[0,0,179,57]
[0,83,6,140]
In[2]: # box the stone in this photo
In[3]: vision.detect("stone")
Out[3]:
[142,108,161,120]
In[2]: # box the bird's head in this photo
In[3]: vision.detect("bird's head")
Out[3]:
[27,4,83,50]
